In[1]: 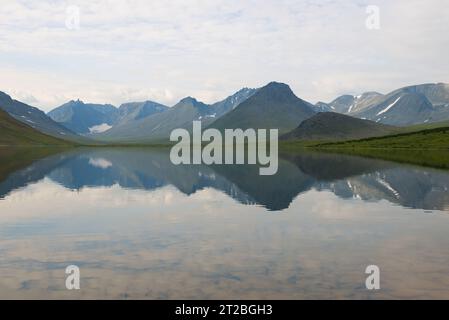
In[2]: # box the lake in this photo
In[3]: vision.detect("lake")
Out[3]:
[1,147,449,299]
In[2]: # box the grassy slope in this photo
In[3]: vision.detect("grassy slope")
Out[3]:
[0,109,73,146]
[314,126,449,150]
[281,127,449,169]
[400,120,449,132]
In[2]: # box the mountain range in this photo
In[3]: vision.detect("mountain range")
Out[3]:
[47,99,170,135]
[1,81,449,145]
[92,87,257,142]
[317,83,449,126]
[48,99,120,134]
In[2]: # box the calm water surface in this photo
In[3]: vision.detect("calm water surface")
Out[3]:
[1,147,449,299]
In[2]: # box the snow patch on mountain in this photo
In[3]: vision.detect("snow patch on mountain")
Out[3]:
[377,97,401,116]
[89,123,112,133]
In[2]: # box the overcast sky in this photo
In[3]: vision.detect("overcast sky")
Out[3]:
[1,0,448,111]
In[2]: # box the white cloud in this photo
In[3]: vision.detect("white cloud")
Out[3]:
[0,0,448,111]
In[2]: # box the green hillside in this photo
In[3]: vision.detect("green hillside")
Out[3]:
[314,126,449,150]
[400,120,449,132]
[0,109,71,146]
[299,127,449,169]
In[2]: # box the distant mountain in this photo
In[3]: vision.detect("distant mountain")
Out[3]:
[48,99,119,135]
[347,92,384,114]
[321,92,383,114]
[314,102,333,112]
[94,87,257,143]
[0,108,69,146]
[95,96,216,142]
[326,95,355,113]
[352,91,435,126]
[48,99,170,135]
[209,82,316,135]
[397,83,449,106]
[327,83,449,126]
[281,112,397,141]
[211,87,257,117]
[0,91,80,140]
[117,101,169,125]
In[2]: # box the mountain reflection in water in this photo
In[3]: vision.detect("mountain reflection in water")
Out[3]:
[1,147,448,212]
[1,147,449,299]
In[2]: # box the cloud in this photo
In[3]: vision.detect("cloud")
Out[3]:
[0,0,448,111]
[88,157,113,168]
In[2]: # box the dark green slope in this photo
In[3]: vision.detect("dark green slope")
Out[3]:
[302,127,449,169]
[281,112,398,141]
[315,126,449,150]
[0,109,71,146]
[208,82,316,135]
